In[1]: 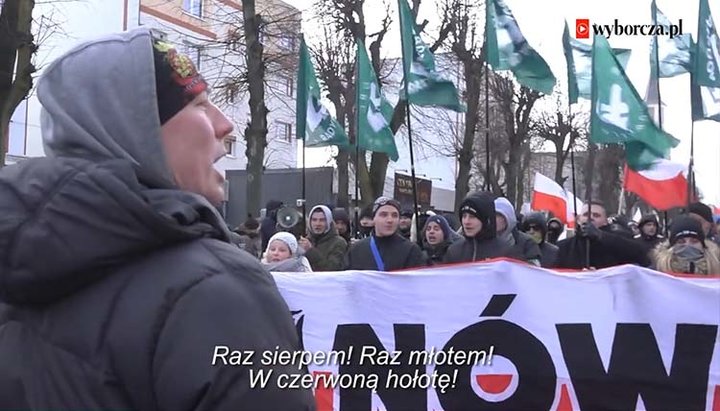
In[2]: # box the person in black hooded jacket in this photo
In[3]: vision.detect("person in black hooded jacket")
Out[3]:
[345,197,428,270]
[521,212,559,268]
[0,30,313,410]
[261,199,284,250]
[444,192,513,263]
[422,214,461,264]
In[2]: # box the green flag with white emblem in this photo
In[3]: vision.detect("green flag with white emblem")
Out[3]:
[563,21,631,105]
[485,0,556,94]
[296,38,349,147]
[398,0,465,112]
[650,1,693,78]
[694,0,720,87]
[590,35,679,170]
[356,39,399,161]
[691,0,720,122]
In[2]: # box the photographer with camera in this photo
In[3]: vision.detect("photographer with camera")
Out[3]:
[555,201,650,269]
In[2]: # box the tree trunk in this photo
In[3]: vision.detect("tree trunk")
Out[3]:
[516,142,532,209]
[0,0,36,168]
[554,144,565,185]
[455,59,481,213]
[597,144,623,214]
[242,0,268,217]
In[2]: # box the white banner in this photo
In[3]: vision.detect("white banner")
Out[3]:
[271,261,720,411]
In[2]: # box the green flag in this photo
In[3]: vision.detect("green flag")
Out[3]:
[691,75,720,122]
[562,21,631,104]
[562,22,580,105]
[356,39,399,161]
[485,0,556,94]
[694,0,720,87]
[650,0,693,78]
[296,38,349,148]
[691,0,720,122]
[398,0,465,112]
[590,35,679,170]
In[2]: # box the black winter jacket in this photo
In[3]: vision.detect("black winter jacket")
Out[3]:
[0,158,315,411]
[555,225,652,269]
[345,233,427,271]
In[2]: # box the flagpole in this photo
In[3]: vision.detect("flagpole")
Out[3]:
[484,48,491,191]
[398,0,421,238]
[302,136,307,229]
[651,4,668,234]
[568,106,578,228]
[354,45,361,239]
[652,0,664,130]
[688,120,695,207]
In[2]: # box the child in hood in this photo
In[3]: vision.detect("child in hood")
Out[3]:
[261,232,313,272]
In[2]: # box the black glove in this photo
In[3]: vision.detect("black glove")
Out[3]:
[579,222,603,241]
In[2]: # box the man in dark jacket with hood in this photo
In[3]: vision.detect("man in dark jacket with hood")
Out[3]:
[299,204,348,271]
[556,201,651,269]
[261,199,284,250]
[521,212,559,268]
[0,29,314,410]
[346,197,427,270]
[444,192,512,263]
[421,214,461,264]
[333,207,352,243]
[634,214,664,251]
[546,217,565,245]
[494,197,542,265]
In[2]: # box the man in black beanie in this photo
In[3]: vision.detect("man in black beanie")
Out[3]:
[345,196,427,270]
[651,215,720,274]
[688,202,720,246]
[634,214,664,251]
[444,192,512,263]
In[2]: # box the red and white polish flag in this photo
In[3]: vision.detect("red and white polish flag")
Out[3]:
[531,173,580,225]
[623,159,688,211]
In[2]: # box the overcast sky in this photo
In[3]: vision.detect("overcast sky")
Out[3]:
[284,0,720,206]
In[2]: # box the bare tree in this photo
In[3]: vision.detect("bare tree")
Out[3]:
[311,0,453,208]
[488,74,543,208]
[183,1,301,214]
[240,0,269,217]
[442,0,484,213]
[0,0,36,168]
[531,95,589,185]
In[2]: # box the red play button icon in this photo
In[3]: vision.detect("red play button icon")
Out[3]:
[576,19,590,39]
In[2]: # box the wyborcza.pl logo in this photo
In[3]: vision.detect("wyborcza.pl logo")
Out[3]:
[576,18,684,39]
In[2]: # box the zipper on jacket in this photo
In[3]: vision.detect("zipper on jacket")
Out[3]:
[472,238,477,262]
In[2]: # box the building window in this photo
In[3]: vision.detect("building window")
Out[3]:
[151,28,168,41]
[182,42,203,70]
[283,74,293,96]
[8,99,28,155]
[182,0,203,18]
[276,122,292,143]
[224,135,237,157]
[278,34,295,51]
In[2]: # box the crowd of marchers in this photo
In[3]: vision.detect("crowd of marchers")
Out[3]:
[233,195,720,276]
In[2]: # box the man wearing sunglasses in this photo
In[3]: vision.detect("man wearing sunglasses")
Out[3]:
[520,213,559,268]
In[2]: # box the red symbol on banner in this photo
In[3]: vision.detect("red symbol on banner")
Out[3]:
[314,371,333,411]
[576,19,590,39]
[556,384,573,411]
[475,374,512,394]
[713,385,720,411]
